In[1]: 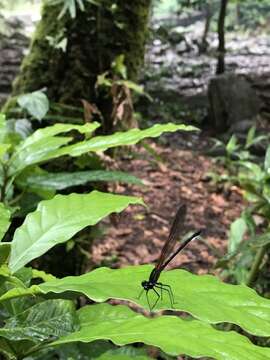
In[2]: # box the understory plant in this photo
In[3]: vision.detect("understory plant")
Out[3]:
[1,190,270,359]
[209,128,270,293]
[0,111,194,213]
[0,116,270,358]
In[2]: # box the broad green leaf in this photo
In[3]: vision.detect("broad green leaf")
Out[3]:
[21,170,143,190]
[0,203,11,241]
[53,303,270,360]
[38,265,270,337]
[17,91,50,121]
[0,243,11,265]
[15,166,56,200]
[9,136,72,175]
[47,123,198,158]
[17,122,100,150]
[0,285,40,303]
[228,218,247,253]
[265,145,270,173]
[9,122,100,174]
[9,191,144,273]
[10,123,196,174]
[0,299,76,343]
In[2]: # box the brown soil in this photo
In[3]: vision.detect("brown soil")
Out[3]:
[91,133,245,276]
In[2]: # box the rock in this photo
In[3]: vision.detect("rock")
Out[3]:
[0,17,29,106]
[228,118,255,134]
[208,73,261,132]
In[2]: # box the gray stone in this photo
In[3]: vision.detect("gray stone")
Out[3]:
[208,73,261,132]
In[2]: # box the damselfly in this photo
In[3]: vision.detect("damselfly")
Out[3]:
[139,204,201,310]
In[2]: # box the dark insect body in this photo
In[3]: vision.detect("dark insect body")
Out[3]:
[139,204,201,310]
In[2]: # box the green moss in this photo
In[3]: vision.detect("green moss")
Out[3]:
[1,96,18,115]
[4,0,151,130]
[12,2,67,97]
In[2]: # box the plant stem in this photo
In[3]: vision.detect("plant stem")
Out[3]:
[0,164,8,203]
[246,245,268,288]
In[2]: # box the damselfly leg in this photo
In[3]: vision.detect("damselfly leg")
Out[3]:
[155,282,174,308]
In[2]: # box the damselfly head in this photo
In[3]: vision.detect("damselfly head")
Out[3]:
[141,280,148,289]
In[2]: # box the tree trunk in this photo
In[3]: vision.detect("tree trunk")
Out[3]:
[199,1,213,54]
[4,0,151,132]
[216,0,229,74]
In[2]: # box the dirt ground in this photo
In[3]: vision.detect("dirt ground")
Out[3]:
[91,131,244,276]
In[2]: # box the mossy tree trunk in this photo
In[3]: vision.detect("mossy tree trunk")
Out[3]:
[5,0,151,132]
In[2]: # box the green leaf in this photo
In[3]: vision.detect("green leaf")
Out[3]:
[94,346,150,360]
[9,191,144,273]
[18,122,99,150]
[0,285,40,303]
[0,264,10,277]
[51,123,198,158]
[0,113,7,143]
[265,145,270,173]
[21,170,143,190]
[31,268,56,282]
[238,161,263,181]
[245,126,256,148]
[0,338,17,360]
[0,299,76,343]
[38,265,270,337]
[53,303,270,360]
[228,218,247,253]
[0,203,11,241]
[226,134,238,155]
[112,54,127,79]
[17,91,50,121]
[9,136,72,175]
[0,243,11,265]
[251,232,270,248]
[9,122,100,175]
[0,144,11,160]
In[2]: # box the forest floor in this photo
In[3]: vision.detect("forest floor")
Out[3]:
[0,12,267,276]
[92,131,245,276]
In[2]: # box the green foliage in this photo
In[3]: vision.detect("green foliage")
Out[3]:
[2,99,270,358]
[2,264,270,358]
[210,130,270,290]
[17,170,144,191]
[0,243,10,265]
[9,191,144,273]
[0,299,76,343]
[17,91,50,122]
[1,185,270,358]
[0,111,193,215]
[47,0,100,19]
[53,303,270,360]
[0,202,11,241]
